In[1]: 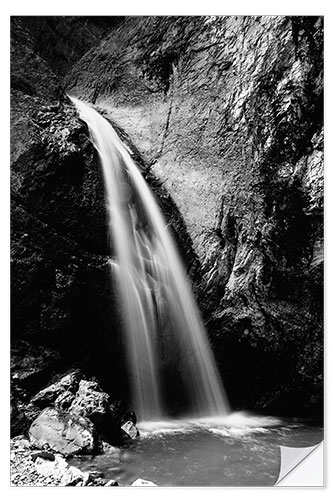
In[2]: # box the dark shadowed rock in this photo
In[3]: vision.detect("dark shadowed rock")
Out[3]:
[67,15,323,414]
[10,15,323,417]
[31,450,55,462]
[31,371,81,408]
[54,391,76,411]
[10,398,29,437]
[69,379,122,443]
[105,479,119,486]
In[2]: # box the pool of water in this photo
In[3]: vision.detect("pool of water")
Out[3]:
[70,412,323,487]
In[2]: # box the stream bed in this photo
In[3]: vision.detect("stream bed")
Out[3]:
[70,412,323,487]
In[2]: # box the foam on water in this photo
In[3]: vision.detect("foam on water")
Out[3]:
[138,412,282,438]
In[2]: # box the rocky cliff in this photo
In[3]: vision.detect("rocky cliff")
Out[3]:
[66,16,323,414]
[11,16,323,425]
[10,16,196,433]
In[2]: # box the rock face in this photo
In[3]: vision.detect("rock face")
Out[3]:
[67,16,323,414]
[11,16,323,418]
[13,16,121,77]
[10,16,196,429]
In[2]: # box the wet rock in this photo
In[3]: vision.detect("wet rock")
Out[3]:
[10,399,29,437]
[69,379,120,442]
[31,371,80,409]
[105,479,119,486]
[11,435,31,450]
[88,470,104,480]
[66,15,323,414]
[54,390,76,411]
[120,410,137,426]
[101,441,121,454]
[132,478,158,486]
[86,478,106,486]
[34,454,68,480]
[31,450,55,462]
[121,420,139,439]
[11,342,61,397]
[60,465,84,486]
[29,407,97,456]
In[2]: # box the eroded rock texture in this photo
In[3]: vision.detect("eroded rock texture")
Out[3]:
[10,16,196,432]
[67,16,323,414]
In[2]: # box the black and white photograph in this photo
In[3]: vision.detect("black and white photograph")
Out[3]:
[9,12,324,488]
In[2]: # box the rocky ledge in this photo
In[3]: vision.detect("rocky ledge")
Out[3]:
[11,370,144,485]
[11,435,157,486]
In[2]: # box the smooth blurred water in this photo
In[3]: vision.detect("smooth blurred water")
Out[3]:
[70,96,229,420]
[70,413,323,486]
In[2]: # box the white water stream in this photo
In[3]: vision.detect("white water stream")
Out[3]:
[70,97,230,421]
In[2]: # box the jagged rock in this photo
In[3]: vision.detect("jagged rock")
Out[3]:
[105,479,119,486]
[10,399,29,437]
[11,435,31,450]
[29,407,97,456]
[120,410,137,426]
[87,477,107,486]
[10,15,323,417]
[66,15,323,413]
[68,379,122,442]
[31,450,55,462]
[11,343,61,396]
[60,465,84,486]
[69,380,109,417]
[87,470,104,480]
[34,454,68,480]
[31,371,81,408]
[10,15,197,426]
[121,420,139,439]
[132,478,158,486]
[54,391,76,411]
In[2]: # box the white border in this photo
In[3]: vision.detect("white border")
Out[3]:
[1,2,331,498]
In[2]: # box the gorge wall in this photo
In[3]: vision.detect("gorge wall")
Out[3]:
[10,17,196,429]
[11,16,323,425]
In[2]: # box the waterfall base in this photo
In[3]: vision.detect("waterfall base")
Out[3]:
[70,413,322,486]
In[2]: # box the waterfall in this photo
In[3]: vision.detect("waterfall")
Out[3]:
[70,96,230,421]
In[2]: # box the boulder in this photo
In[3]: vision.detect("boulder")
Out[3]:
[11,435,31,450]
[29,407,97,456]
[35,454,68,480]
[30,371,81,409]
[69,379,120,442]
[132,478,157,486]
[69,379,110,418]
[54,391,76,411]
[121,420,139,439]
[105,479,119,486]
[81,470,105,486]
[31,450,55,462]
[60,465,84,486]
[86,477,106,486]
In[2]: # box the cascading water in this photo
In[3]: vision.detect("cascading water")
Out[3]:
[70,96,230,421]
